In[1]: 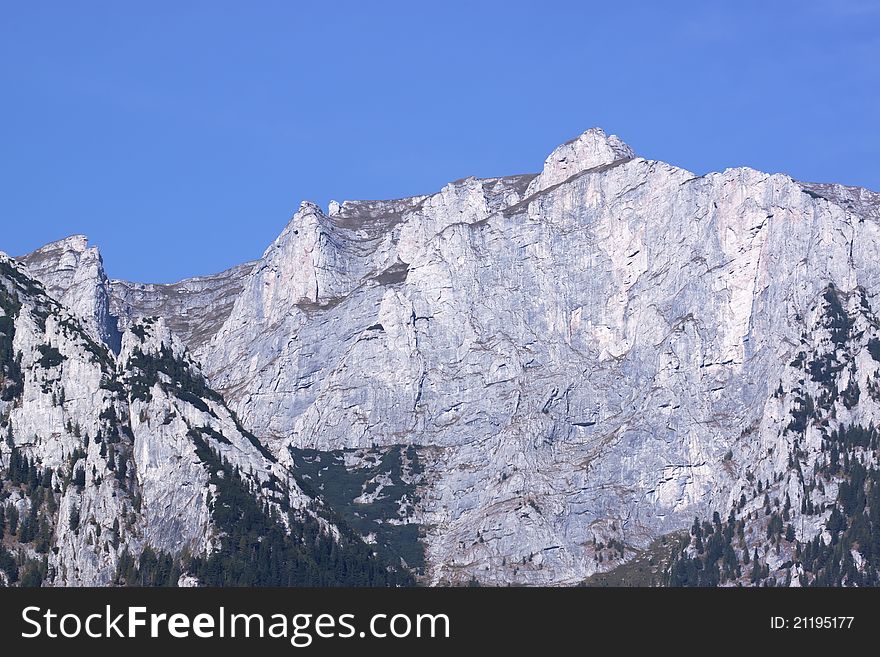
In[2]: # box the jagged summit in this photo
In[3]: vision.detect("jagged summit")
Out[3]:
[13,234,256,357]
[23,234,92,257]
[321,128,633,226]
[526,127,635,195]
[7,127,880,587]
[19,233,121,353]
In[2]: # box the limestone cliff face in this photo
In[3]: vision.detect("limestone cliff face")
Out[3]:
[191,129,880,583]
[110,261,256,354]
[1,253,127,584]
[8,128,880,585]
[20,235,121,353]
[524,126,634,195]
[0,257,314,585]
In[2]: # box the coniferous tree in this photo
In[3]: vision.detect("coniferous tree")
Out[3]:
[73,465,86,490]
[750,552,762,584]
[7,505,19,535]
[69,505,80,532]
[45,489,56,514]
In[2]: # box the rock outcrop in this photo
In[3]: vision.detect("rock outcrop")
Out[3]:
[7,127,880,586]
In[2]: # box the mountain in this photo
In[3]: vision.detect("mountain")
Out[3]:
[20,235,121,354]
[0,255,408,586]
[3,127,880,586]
[110,260,257,355]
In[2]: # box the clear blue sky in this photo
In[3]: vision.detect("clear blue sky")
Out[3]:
[2,1,877,282]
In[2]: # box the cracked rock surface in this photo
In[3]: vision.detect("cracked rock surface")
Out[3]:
[8,127,880,585]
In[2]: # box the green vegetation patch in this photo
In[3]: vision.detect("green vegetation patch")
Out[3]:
[36,345,64,369]
[288,444,425,572]
[116,433,413,587]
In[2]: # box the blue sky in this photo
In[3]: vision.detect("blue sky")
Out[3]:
[2,1,877,282]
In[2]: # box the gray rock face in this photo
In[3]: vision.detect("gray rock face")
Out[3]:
[0,256,314,585]
[9,127,880,586]
[663,283,880,586]
[110,261,256,354]
[198,128,880,584]
[1,254,128,585]
[20,235,255,358]
[20,236,121,353]
[118,316,311,559]
[525,127,634,195]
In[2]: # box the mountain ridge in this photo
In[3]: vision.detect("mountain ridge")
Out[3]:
[17,126,877,297]
[5,126,880,586]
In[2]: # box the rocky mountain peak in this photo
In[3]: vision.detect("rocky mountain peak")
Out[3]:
[32,234,91,255]
[526,127,635,196]
[19,235,121,354]
[21,234,99,276]
[7,128,880,587]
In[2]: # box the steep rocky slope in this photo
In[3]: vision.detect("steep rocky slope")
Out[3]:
[20,235,121,353]
[656,285,880,587]
[197,128,880,584]
[110,261,256,354]
[20,237,254,357]
[0,255,406,586]
[8,127,880,586]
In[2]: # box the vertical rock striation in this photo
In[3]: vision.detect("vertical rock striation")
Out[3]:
[8,127,880,586]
